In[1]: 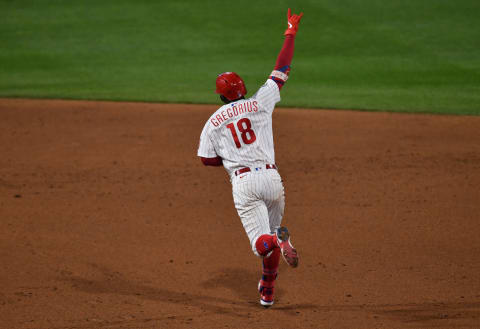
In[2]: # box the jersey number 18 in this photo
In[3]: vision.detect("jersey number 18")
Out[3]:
[226,118,257,148]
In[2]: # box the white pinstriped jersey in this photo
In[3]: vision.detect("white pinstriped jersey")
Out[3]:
[197,79,281,178]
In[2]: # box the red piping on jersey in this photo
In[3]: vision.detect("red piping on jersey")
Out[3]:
[201,156,223,166]
[271,35,295,90]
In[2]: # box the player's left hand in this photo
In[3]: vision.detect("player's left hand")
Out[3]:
[284,8,304,36]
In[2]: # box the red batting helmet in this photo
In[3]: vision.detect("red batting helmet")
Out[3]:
[215,72,247,101]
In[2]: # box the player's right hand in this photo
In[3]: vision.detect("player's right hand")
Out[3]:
[284,8,304,36]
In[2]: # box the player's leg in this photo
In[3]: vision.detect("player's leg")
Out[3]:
[264,170,285,231]
[258,247,280,307]
[265,170,299,268]
[252,170,286,261]
[232,178,271,256]
[249,170,285,257]
[232,175,280,307]
[254,171,285,307]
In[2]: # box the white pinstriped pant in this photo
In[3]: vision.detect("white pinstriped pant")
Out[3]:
[231,168,285,256]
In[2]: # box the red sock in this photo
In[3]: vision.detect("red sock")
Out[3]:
[262,248,280,281]
[255,234,277,256]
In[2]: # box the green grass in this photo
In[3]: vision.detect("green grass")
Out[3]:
[1,0,479,114]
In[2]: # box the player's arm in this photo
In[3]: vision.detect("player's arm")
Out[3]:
[200,156,223,166]
[197,123,223,167]
[269,8,304,90]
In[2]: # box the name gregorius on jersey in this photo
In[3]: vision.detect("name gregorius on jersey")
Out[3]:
[210,100,259,127]
[198,79,281,178]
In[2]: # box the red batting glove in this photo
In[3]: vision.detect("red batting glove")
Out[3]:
[284,8,304,36]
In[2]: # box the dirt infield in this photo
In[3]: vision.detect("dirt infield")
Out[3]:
[1,98,479,329]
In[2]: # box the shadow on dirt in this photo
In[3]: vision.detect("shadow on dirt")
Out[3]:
[61,264,315,318]
[311,301,480,325]
[371,301,480,324]
[200,266,267,301]
[62,263,480,324]
[199,267,316,316]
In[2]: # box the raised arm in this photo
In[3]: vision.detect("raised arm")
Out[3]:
[269,9,304,90]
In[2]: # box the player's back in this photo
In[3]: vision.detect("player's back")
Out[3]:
[199,79,281,177]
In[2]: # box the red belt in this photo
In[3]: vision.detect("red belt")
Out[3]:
[235,164,277,176]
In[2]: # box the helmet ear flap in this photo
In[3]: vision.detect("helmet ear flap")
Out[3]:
[220,95,230,104]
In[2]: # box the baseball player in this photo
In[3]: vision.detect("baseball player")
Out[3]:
[197,9,303,307]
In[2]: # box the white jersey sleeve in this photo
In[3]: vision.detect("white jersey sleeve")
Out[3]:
[197,122,217,158]
[252,79,281,114]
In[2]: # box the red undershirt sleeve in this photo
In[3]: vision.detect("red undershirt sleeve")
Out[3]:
[270,35,295,90]
[275,35,295,70]
[200,156,223,166]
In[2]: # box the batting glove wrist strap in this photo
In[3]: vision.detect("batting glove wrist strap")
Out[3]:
[270,70,289,82]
